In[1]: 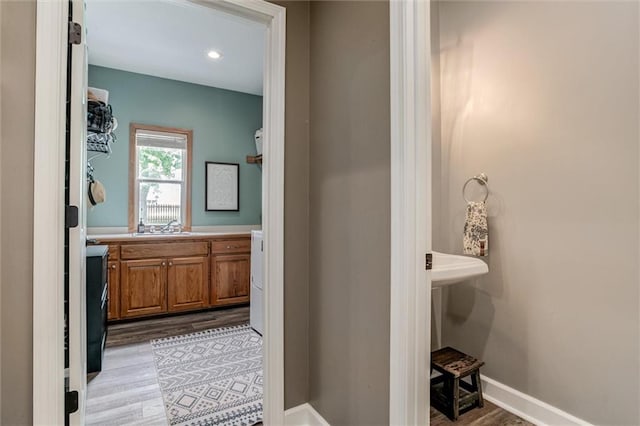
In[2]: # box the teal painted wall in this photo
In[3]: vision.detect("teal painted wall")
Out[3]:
[87,65,262,227]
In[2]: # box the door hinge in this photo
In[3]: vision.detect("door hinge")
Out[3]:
[65,205,79,228]
[68,22,82,45]
[65,390,79,415]
[425,253,433,271]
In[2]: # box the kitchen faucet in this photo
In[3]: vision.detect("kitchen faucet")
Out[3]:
[159,219,180,233]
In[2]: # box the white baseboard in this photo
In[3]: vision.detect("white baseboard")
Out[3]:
[285,403,330,426]
[481,375,593,426]
[285,378,592,426]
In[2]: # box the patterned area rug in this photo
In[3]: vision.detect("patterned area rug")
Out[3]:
[151,325,263,426]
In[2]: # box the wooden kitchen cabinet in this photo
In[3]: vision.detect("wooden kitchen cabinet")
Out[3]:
[107,261,120,320]
[211,254,250,306]
[120,259,167,318]
[91,234,251,321]
[168,256,209,312]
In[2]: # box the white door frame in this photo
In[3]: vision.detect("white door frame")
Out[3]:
[389,0,432,425]
[32,0,286,424]
[33,0,68,423]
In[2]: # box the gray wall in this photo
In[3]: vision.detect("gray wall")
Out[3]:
[274,0,311,409]
[435,2,640,424]
[308,1,390,424]
[0,0,36,424]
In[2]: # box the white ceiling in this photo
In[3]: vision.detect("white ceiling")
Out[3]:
[85,0,266,95]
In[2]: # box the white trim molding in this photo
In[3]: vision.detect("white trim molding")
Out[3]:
[33,0,69,423]
[259,2,286,423]
[481,375,594,426]
[389,0,431,425]
[389,0,432,425]
[285,403,331,426]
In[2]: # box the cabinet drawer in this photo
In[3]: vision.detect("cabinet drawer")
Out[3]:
[121,242,208,260]
[211,239,250,254]
[108,245,119,261]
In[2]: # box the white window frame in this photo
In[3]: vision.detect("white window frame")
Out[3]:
[128,123,193,232]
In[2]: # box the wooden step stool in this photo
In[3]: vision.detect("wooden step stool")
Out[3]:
[430,346,485,421]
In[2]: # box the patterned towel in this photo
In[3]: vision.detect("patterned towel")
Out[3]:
[463,201,488,256]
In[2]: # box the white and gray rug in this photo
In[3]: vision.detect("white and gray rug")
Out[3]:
[151,325,263,426]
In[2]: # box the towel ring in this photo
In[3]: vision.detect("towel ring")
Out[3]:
[462,173,489,203]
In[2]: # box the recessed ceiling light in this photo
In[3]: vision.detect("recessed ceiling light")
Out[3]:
[207,50,222,60]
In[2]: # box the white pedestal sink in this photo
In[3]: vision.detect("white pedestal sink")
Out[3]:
[431,251,488,350]
[431,251,488,287]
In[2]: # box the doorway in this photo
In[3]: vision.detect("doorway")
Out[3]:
[32,0,285,424]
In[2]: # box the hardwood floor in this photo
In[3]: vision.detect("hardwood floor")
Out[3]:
[87,307,530,426]
[86,307,249,425]
[106,306,250,347]
[430,402,534,425]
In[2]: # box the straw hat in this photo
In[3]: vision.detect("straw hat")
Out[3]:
[88,180,106,206]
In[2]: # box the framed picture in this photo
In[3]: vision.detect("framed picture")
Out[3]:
[205,162,239,211]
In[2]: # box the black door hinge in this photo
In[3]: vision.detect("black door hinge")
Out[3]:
[425,253,433,270]
[65,390,79,415]
[65,205,79,228]
[68,22,81,45]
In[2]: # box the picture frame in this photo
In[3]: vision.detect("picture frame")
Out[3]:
[205,161,239,211]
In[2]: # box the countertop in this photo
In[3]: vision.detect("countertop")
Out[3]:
[87,231,251,242]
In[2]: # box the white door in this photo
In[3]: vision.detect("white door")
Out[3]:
[68,0,89,423]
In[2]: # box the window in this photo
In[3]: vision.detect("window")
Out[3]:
[129,124,192,231]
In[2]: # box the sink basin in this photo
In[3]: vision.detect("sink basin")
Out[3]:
[132,231,192,237]
[431,251,488,287]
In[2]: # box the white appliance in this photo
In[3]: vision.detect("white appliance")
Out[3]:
[250,230,264,335]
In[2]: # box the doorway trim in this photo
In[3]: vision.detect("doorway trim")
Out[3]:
[32,0,286,424]
[33,0,68,423]
[389,0,432,425]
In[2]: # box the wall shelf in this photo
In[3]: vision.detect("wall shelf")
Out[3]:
[246,154,263,165]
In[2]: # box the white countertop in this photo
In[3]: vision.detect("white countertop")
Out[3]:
[87,231,252,241]
[87,225,260,241]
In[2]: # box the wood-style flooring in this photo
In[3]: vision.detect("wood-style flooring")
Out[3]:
[85,307,249,425]
[430,402,534,425]
[106,306,250,347]
[87,307,531,426]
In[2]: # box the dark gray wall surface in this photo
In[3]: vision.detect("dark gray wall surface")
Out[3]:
[273,0,311,409]
[308,1,391,424]
[0,0,36,424]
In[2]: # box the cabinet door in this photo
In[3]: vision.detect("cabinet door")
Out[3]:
[120,259,167,318]
[211,254,250,306]
[107,261,120,320]
[167,256,209,312]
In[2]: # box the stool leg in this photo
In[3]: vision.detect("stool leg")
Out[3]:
[472,370,484,408]
[452,377,460,420]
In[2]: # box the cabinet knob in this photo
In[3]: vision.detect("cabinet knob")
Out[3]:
[111,264,116,269]
[162,262,166,266]
[169,262,173,266]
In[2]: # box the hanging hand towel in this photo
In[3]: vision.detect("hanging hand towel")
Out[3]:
[463,201,488,256]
